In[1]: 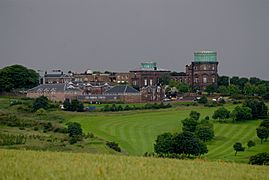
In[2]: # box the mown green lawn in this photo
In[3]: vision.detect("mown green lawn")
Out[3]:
[70,104,269,163]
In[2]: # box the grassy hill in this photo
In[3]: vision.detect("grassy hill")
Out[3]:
[69,105,269,163]
[1,149,268,180]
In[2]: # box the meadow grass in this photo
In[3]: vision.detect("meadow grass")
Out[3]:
[69,104,269,163]
[0,149,268,180]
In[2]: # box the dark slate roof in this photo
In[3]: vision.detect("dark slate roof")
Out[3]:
[27,83,81,93]
[104,85,139,94]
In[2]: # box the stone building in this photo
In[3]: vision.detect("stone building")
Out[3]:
[129,62,170,88]
[43,71,72,84]
[78,85,141,103]
[27,83,83,102]
[73,72,111,83]
[140,86,165,102]
[171,51,219,90]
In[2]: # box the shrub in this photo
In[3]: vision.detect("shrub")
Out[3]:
[231,106,252,121]
[67,122,83,138]
[197,96,208,104]
[212,107,230,121]
[243,99,268,119]
[249,152,269,165]
[247,140,256,149]
[106,141,121,152]
[35,108,46,116]
[32,96,48,112]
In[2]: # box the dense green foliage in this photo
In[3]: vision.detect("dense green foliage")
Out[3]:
[106,141,121,152]
[256,127,269,144]
[101,103,171,112]
[32,96,49,112]
[249,152,269,165]
[195,124,214,142]
[64,99,84,112]
[197,96,208,104]
[243,99,268,119]
[212,107,230,121]
[247,140,256,149]
[233,142,245,156]
[217,76,269,97]
[154,131,208,156]
[0,65,39,92]
[231,106,252,121]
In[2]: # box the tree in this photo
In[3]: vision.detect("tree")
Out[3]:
[212,107,230,121]
[154,131,208,156]
[195,124,214,142]
[197,96,208,104]
[233,142,245,156]
[154,133,174,154]
[243,82,255,96]
[177,83,190,94]
[231,106,252,121]
[256,84,267,96]
[249,77,261,85]
[32,96,49,112]
[249,152,269,165]
[172,131,208,156]
[205,84,217,95]
[218,86,230,96]
[243,99,268,119]
[63,99,71,110]
[256,127,269,144]
[228,84,240,96]
[230,76,239,86]
[260,119,269,129]
[247,140,256,149]
[189,111,200,121]
[182,118,199,132]
[67,122,83,144]
[238,77,249,90]
[0,64,39,92]
[217,76,229,87]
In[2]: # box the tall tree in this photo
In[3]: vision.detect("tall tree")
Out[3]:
[0,65,39,92]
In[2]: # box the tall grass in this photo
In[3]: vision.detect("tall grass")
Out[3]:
[0,149,268,180]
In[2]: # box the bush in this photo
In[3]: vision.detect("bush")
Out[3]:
[32,96,48,112]
[67,122,83,138]
[198,96,208,104]
[231,106,252,121]
[247,140,256,149]
[243,99,268,119]
[249,152,269,165]
[35,108,46,116]
[106,141,121,152]
[0,134,27,145]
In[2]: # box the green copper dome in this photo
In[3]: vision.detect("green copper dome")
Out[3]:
[194,51,217,62]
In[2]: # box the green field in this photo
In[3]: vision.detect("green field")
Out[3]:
[70,105,269,163]
[1,149,268,180]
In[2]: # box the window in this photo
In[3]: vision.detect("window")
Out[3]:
[212,66,215,70]
[203,77,207,83]
[194,78,198,83]
[144,79,148,86]
[149,79,153,86]
[133,81,137,86]
[212,77,215,83]
[203,65,207,70]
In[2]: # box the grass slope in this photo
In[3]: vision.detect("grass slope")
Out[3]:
[70,105,269,163]
[1,149,269,180]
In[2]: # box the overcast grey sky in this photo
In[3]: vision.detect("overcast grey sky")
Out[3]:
[0,0,268,79]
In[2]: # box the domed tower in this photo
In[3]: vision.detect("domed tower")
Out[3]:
[186,51,218,90]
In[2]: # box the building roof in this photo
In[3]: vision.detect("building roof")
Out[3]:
[104,85,139,94]
[27,83,82,93]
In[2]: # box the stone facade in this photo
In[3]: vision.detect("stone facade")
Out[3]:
[140,86,165,102]
[129,62,170,88]
[27,83,83,102]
